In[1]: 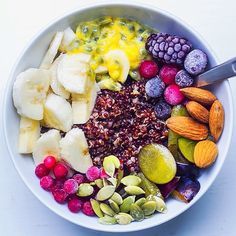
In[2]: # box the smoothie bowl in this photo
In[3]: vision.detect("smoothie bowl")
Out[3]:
[3,2,233,232]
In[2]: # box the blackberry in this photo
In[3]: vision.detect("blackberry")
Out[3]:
[146,33,192,65]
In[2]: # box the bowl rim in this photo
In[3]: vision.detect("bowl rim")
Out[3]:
[2,0,234,232]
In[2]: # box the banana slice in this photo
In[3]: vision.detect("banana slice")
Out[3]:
[43,93,72,132]
[13,68,50,120]
[33,129,61,165]
[40,32,64,69]
[71,82,99,124]
[104,49,130,83]
[60,128,93,173]
[50,54,70,99]
[57,53,91,94]
[59,27,76,52]
[18,117,40,154]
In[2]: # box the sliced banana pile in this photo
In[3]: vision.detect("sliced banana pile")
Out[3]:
[12,28,98,172]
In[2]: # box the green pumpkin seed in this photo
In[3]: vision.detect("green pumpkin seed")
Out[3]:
[90,199,104,218]
[120,196,135,213]
[141,201,157,216]
[94,179,103,188]
[130,203,144,221]
[108,199,120,213]
[90,182,96,186]
[108,177,117,186]
[103,156,120,176]
[124,186,145,195]
[111,192,123,205]
[98,215,117,225]
[102,178,109,187]
[96,185,116,201]
[115,213,133,225]
[100,203,116,216]
[146,195,167,213]
[135,197,146,207]
[121,175,141,186]
[77,183,94,197]
[116,168,124,188]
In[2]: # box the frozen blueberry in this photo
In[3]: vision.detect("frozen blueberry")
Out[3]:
[145,76,165,98]
[175,70,194,87]
[184,49,208,75]
[154,101,172,119]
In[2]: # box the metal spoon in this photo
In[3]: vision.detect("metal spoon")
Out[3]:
[195,57,236,87]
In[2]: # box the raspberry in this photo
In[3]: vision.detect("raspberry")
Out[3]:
[43,156,57,169]
[184,49,208,75]
[35,164,49,178]
[159,65,179,85]
[154,101,172,120]
[68,198,83,213]
[53,163,68,179]
[175,70,194,87]
[164,84,185,105]
[82,201,95,216]
[63,179,79,194]
[139,60,158,79]
[52,189,68,204]
[145,77,165,98]
[86,166,100,181]
[73,174,85,185]
[40,175,54,191]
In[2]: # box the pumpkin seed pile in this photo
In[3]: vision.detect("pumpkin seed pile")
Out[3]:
[82,155,167,225]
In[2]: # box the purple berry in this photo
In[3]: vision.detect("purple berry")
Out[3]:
[86,166,100,181]
[184,49,208,75]
[68,198,83,213]
[40,175,54,191]
[52,189,68,203]
[164,84,185,105]
[139,60,159,79]
[82,201,95,216]
[175,70,194,87]
[154,101,172,119]
[73,173,85,185]
[35,164,49,178]
[145,76,165,98]
[63,179,79,194]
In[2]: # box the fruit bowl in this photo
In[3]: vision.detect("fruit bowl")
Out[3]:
[3,1,233,232]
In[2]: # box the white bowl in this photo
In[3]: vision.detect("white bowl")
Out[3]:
[3,1,233,233]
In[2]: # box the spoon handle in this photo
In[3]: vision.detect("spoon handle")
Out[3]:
[195,57,236,87]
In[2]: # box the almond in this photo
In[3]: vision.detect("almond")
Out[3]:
[166,117,208,141]
[209,100,224,142]
[194,140,218,168]
[186,101,209,123]
[180,87,217,105]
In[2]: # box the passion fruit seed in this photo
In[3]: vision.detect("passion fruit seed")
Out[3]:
[130,203,145,221]
[100,203,116,216]
[124,186,145,195]
[135,197,146,207]
[90,199,104,218]
[77,183,94,197]
[115,213,133,225]
[141,201,157,216]
[120,196,135,213]
[108,199,120,213]
[98,215,117,225]
[96,185,116,201]
[94,179,104,188]
[111,192,123,205]
[121,175,142,186]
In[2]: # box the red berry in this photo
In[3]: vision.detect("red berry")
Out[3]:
[159,65,179,85]
[43,155,57,169]
[139,60,158,79]
[40,175,54,191]
[35,164,49,178]
[73,174,85,185]
[53,163,68,179]
[68,198,83,213]
[86,166,100,181]
[63,179,78,194]
[52,189,68,203]
[100,168,109,179]
[82,201,95,216]
[164,84,185,105]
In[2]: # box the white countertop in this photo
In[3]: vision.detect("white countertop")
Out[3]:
[0,0,236,235]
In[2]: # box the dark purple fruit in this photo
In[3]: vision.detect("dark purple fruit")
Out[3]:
[175,70,194,87]
[158,177,180,199]
[145,76,165,98]
[154,101,171,119]
[176,162,200,179]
